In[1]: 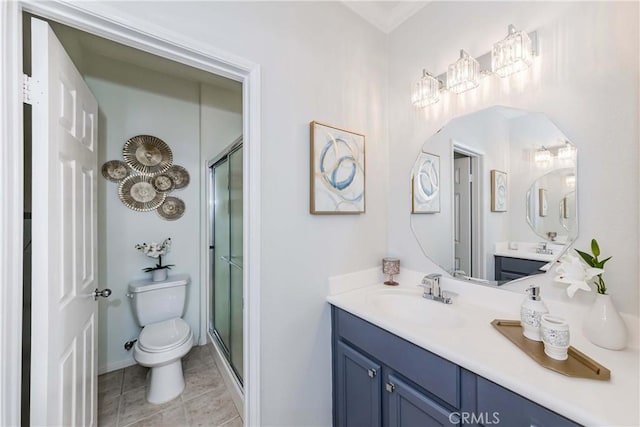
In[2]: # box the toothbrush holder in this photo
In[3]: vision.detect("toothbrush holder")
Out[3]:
[540,314,570,361]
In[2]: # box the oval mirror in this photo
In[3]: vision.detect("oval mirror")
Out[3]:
[410,106,578,285]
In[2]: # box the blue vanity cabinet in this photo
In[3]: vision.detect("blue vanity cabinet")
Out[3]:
[334,340,382,427]
[332,307,463,427]
[332,306,581,427]
[494,256,547,281]
[386,373,459,427]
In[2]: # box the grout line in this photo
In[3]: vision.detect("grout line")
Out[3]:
[218,415,241,427]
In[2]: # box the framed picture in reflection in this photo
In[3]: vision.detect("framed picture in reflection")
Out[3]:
[491,170,507,212]
[412,152,440,214]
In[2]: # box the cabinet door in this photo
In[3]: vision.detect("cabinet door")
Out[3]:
[335,341,382,427]
[386,374,459,427]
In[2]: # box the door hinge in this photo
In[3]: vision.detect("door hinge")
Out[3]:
[23,74,33,105]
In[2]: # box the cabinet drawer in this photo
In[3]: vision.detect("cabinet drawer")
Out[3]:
[497,256,546,275]
[335,308,460,408]
[476,377,580,427]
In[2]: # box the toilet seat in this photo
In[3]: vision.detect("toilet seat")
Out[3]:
[138,318,191,353]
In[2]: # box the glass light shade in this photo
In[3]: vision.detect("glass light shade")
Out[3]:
[565,175,576,188]
[412,69,440,107]
[534,148,551,163]
[447,50,479,94]
[557,142,576,160]
[492,25,533,77]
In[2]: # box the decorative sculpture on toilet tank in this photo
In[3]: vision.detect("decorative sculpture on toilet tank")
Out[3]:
[101,134,189,220]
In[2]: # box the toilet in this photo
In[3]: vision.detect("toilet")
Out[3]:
[128,273,193,404]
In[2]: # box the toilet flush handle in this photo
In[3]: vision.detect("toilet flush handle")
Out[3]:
[92,288,112,301]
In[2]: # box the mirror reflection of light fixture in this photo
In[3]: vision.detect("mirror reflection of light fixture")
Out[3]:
[565,175,576,188]
[534,147,551,164]
[557,141,576,160]
[412,69,441,107]
[492,25,533,77]
[447,50,480,94]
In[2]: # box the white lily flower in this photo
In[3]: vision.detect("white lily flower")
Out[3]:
[554,253,604,297]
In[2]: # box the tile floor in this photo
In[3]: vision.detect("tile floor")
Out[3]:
[98,343,241,427]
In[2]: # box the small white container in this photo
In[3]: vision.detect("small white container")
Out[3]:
[520,286,549,341]
[541,314,570,361]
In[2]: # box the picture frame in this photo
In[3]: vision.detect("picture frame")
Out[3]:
[412,152,440,214]
[310,121,365,214]
[539,188,548,217]
[490,170,507,212]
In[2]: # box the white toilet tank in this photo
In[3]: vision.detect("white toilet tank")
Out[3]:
[128,274,190,326]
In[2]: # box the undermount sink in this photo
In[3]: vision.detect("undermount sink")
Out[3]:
[368,288,465,329]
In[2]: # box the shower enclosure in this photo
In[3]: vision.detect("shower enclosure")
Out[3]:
[209,138,243,384]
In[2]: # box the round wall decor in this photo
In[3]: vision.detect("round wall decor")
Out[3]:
[157,196,185,221]
[101,160,130,182]
[152,174,175,193]
[123,135,173,176]
[118,175,167,212]
[165,165,190,190]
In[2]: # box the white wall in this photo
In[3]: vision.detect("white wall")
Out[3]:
[389,1,639,315]
[75,2,389,425]
[84,53,201,372]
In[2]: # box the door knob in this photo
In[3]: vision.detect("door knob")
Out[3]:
[92,288,112,300]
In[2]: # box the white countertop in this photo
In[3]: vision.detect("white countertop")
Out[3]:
[327,269,639,427]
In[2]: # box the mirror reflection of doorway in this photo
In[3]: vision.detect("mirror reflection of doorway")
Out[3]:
[452,147,481,278]
[209,140,244,385]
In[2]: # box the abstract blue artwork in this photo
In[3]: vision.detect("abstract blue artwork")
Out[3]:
[310,121,365,214]
[412,152,440,213]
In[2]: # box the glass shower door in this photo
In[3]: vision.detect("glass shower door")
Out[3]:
[210,142,243,384]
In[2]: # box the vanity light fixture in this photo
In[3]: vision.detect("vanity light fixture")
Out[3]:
[557,141,576,160]
[492,25,533,77]
[534,147,552,164]
[412,69,441,107]
[447,50,480,94]
[411,24,538,108]
[565,174,576,188]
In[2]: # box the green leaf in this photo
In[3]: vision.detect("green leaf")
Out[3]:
[591,239,600,258]
[575,249,595,267]
[596,256,612,269]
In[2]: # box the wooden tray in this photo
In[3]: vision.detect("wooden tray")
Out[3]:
[491,319,610,381]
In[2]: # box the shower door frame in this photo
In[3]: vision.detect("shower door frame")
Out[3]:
[207,138,244,390]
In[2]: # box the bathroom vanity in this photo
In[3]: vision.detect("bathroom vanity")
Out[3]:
[327,271,639,427]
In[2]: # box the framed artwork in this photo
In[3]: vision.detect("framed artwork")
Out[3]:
[412,152,440,213]
[491,170,507,212]
[539,188,548,217]
[310,121,365,214]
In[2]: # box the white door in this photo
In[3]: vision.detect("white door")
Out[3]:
[30,17,103,427]
[454,156,472,276]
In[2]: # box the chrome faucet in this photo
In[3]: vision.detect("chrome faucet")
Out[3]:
[420,273,452,304]
[536,242,553,255]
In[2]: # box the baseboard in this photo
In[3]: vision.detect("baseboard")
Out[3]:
[207,333,244,419]
[98,356,136,375]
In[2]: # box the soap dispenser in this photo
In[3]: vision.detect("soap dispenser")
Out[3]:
[520,286,549,341]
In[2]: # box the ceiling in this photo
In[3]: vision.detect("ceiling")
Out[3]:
[342,1,430,34]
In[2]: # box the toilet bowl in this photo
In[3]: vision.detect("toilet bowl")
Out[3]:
[128,274,192,404]
[133,317,194,404]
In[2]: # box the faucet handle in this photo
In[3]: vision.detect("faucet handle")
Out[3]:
[417,281,433,295]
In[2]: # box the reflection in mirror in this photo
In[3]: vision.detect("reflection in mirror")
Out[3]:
[410,106,578,285]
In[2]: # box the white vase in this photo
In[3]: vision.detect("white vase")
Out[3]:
[583,294,627,350]
[152,269,168,282]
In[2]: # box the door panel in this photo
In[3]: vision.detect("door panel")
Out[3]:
[335,341,382,427]
[30,17,99,426]
[387,374,458,427]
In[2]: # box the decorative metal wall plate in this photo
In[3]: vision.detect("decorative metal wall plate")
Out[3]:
[101,160,130,182]
[123,135,173,176]
[157,196,185,220]
[118,175,167,212]
[165,165,190,190]
[152,174,175,192]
